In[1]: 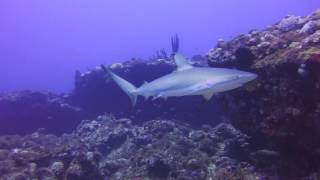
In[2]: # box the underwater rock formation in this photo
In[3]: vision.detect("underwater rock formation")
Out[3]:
[0,114,265,180]
[0,91,86,135]
[207,9,320,177]
[69,56,219,127]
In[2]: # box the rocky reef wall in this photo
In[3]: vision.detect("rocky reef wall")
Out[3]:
[207,10,320,177]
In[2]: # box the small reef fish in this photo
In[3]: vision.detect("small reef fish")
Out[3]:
[104,53,257,106]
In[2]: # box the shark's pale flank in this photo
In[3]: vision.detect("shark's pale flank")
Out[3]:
[105,53,257,106]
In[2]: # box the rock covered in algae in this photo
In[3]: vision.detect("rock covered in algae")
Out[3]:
[207,9,320,178]
[0,114,263,180]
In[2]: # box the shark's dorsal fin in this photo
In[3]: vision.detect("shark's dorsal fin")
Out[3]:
[141,81,148,87]
[174,53,193,71]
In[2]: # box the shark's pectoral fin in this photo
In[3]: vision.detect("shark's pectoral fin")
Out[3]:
[174,53,193,71]
[143,95,150,100]
[151,93,168,101]
[152,93,162,100]
[202,92,214,101]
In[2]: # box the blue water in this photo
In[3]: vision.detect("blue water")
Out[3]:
[0,0,319,92]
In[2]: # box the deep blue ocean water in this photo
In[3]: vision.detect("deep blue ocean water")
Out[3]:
[0,0,319,92]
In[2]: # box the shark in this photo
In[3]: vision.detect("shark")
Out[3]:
[105,53,257,106]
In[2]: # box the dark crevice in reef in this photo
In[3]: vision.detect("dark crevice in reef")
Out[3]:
[234,47,256,69]
[1,9,320,179]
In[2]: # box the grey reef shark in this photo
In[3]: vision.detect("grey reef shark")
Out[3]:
[103,53,257,106]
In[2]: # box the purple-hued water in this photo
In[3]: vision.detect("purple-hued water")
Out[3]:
[0,0,319,92]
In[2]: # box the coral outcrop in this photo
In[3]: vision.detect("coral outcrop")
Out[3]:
[0,115,262,180]
[0,91,86,135]
[207,9,320,177]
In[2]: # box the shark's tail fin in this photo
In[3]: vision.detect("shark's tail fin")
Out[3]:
[101,65,138,107]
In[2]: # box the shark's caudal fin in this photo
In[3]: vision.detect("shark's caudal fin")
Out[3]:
[101,65,138,107]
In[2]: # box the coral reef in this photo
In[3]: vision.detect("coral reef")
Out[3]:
[0,91,86,135]
[0,115,264,180]
[207,9,320,177]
